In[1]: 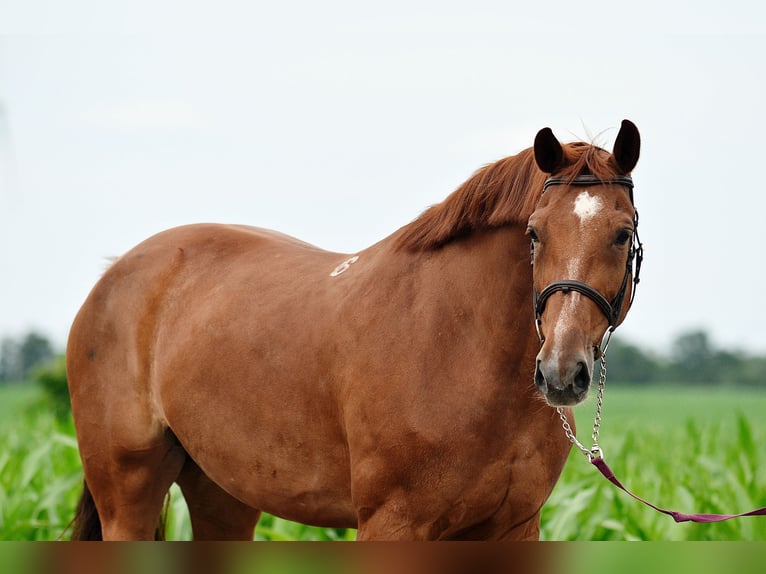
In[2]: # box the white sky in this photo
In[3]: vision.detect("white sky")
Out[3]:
[2,2,766,353]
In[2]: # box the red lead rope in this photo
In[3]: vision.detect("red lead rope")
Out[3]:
[590,456,766,523]
[556,352,766,523]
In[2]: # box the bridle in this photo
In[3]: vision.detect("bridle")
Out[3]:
[530,173,642,482]
[530,174,644,357]
[532,176,766,525]
[531,172,642,493]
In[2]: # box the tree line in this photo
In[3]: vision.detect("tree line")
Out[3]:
[608,329,766,386]
[1,328,766,387]
[0,331,55,383]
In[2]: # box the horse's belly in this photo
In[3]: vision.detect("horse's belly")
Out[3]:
[160,373,357,528]
[215,455,357,529]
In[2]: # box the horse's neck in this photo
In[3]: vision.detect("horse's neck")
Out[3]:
[417,226,533,317]
[374,225,539,365]
[412,227,560,428]
[384,226,553,426]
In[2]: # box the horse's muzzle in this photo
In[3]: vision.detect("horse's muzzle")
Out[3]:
[534,356,591,406]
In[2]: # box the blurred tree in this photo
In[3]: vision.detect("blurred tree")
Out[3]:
[607,338,660,384]
[0,331,55,382]
[669,329,719,384]
[0,337,22,381]
[735,355,766,386]
[34,354,70,420]
[20,332,54,377]
[713,349,743,385]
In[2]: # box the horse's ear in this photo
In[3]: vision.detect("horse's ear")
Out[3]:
[612,119,640,173]
[534,127,564,174]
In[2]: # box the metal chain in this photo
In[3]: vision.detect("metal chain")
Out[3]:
[556,351,608,461]
[556,406,591,458]
[590,352,607,456]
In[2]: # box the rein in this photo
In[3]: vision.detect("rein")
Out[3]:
[536,175,766,525]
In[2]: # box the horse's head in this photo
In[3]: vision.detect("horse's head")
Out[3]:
[528,120,642,407]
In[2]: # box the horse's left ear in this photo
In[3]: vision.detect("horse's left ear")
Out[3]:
[612,119,640,173]
[534,127,565,174]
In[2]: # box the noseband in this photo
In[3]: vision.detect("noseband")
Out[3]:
[531,175,643,352]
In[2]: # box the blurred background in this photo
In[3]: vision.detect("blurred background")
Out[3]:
[1,1,765,542]
[2,4,766,355]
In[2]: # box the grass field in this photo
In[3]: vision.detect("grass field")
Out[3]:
[541,384,766,540]
[1,383,764,541]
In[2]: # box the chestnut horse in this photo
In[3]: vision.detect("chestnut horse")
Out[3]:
[67,120,641,540]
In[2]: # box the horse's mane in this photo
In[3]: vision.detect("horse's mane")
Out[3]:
[395,141,622,252]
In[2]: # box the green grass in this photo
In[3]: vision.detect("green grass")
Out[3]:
[540,384,766,540]
[0,384,41,422]
[0,385,354,541]
[0,390,81,540]
[1,383,765,540]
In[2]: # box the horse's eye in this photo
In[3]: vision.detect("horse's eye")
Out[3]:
[527,227,540,243]
[615,229,632,246]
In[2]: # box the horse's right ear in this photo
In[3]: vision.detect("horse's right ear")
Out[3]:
[534,127,564,174]
[612,119,640,174]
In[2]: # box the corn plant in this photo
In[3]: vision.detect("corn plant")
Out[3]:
[2,384,765,541]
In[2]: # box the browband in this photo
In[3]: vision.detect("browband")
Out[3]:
[543,175,634,195]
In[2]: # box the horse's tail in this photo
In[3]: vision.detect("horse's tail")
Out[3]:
[69,480,102,540]
[69,480,169,540]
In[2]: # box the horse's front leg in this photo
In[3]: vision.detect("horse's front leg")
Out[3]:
[465,511,542,541]
[354,497,541,541]
[354,498,453,541]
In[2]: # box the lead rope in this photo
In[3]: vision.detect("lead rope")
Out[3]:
[556,345,766,524]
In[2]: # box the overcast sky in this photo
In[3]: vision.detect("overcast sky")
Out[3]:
[2,2,766,354]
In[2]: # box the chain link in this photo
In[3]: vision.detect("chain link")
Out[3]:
[557,351,608,461]
[556,406,591,457]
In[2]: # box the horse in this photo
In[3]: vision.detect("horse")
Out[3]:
[66,119,641,540]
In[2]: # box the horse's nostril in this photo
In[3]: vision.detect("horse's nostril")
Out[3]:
[534,360,546,391]
[573,361,590,393]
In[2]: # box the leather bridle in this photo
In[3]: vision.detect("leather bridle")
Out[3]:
[536,179,766,525]
[531,174,643,354]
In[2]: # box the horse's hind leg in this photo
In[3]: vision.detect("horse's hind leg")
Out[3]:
[82,431,186,540]
[177,458,261,540]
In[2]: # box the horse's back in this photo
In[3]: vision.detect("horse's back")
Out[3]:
[68,223,341,375]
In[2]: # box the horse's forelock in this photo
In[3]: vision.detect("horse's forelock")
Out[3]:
[557,142,623,182]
